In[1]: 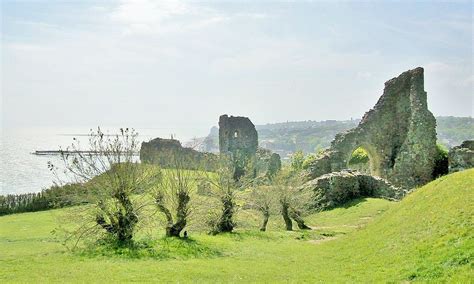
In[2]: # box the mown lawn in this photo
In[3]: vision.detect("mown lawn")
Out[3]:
[0,169,472,283]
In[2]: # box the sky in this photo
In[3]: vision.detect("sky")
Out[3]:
[1,0,472,138]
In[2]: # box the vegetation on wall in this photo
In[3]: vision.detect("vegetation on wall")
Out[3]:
[348,147,370,165]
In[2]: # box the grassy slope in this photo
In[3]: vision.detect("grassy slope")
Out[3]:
[0,169,472,283]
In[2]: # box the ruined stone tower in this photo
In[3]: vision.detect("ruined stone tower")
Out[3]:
[219,115,258,155]
[219,115,259,179]
[307,67,437,189]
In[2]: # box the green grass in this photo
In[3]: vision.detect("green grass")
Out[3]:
[1,169,473,282]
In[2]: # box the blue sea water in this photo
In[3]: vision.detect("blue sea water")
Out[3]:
[0,126,202,195]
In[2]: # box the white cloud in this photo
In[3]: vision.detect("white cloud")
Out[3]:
[109,0,223,35]
[108,1,268,36]
[110,0,191,24]
[2,1,472,129]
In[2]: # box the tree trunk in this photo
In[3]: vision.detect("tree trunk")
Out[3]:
[160,191,190,238]
[166,223,184,237]
[217,194,234,233]
[96,190,138,245]
[166,195,189,237]
[260,212,270,232]
[281,202,293,231]
[290,209,311,230]
[156,196,176,237]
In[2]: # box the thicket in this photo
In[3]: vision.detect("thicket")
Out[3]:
[432,143,449,178]
[0,192,49,215]
[0,184,88,216]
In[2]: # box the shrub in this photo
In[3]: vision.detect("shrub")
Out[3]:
[0,184,88,216]
[302,153,318,169]
[433,143,449,178]
[349,147,369,165]
[290,150,305,171]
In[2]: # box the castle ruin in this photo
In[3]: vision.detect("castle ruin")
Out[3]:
[307,67,437,189]
[219,114,281,179]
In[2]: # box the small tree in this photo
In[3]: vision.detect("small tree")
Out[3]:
[273,168,312,231]
[290,150,305,172]
[302,153,318,170]
[205,157,239,234]
[246,185,276,232]
[53,128,156,247]
[153,155,197,237]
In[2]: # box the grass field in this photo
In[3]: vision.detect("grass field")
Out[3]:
[0,169,472,283]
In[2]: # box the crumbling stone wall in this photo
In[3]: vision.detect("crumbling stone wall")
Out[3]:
[449,140,474,173]
[140,137,217,170]
[302,170,405,211]
[307,67,437,189]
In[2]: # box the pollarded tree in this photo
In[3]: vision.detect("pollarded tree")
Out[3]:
[153,154,198,237]
[204,157,239,234]
[53,127,157,247]
[246,185,276,231]
[273,168,312,231]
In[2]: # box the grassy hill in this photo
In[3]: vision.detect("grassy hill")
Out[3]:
[0,169,472,282]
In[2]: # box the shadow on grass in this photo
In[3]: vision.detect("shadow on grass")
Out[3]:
[340,198,369,209]
[77,236,222,260]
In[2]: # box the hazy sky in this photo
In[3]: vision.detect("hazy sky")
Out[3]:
[1,0,472,137]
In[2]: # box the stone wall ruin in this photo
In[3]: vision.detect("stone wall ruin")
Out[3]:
[307,67,437,189]
[140,137,217,170]
[448,140,474,173]
[303,170,405,211]
[219,114,281,179]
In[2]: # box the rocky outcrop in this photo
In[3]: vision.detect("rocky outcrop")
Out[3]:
[302,170,405,211]
[140,138,217,170]
[306,67,437,189]
[449,140,474,173]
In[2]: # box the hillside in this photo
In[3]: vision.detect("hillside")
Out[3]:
[312,169,473,282]
[1,169,472,282]
[198,116,473,159]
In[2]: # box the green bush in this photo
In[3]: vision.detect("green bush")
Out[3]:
[302,153,318,169]
[349,147,369,165]
[290,150,305,171]
[433,143,449,178]
[0,184,89,216]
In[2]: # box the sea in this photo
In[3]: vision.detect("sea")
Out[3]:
[0,126,205,195]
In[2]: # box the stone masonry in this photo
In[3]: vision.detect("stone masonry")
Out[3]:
[307,67,437,189]
[448,140,474,173]
[302,170,405,211]
[219,114,281,179]
[140,137,217,170]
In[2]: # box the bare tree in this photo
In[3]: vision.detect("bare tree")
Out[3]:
[273,169,312,231]
[53,128,157,247]
[246,185,276,231]
[152,154,197,237]
[204,157,239,234]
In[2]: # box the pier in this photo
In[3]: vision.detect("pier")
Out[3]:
[32,150,140,156]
